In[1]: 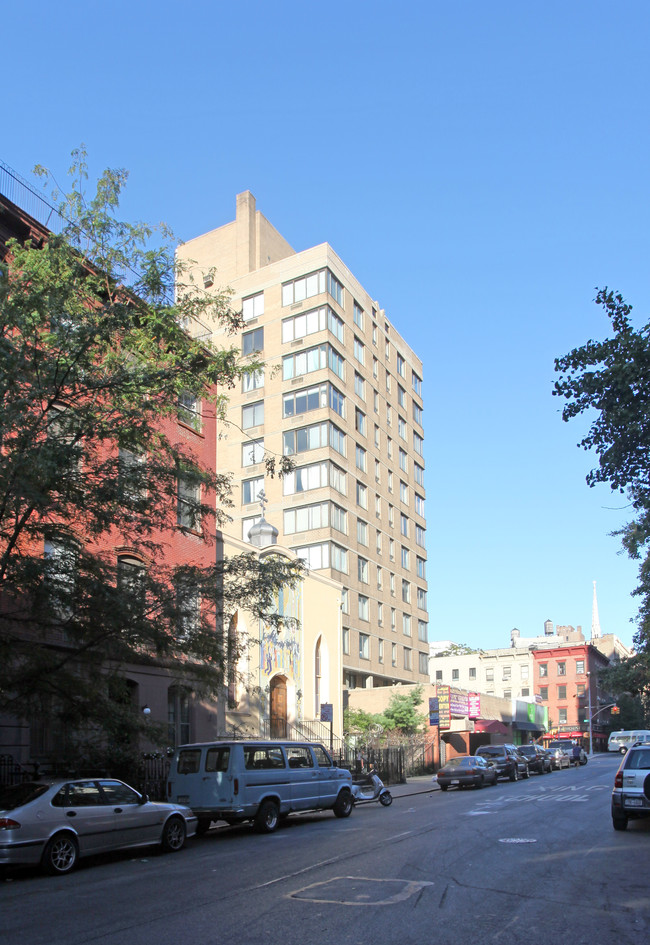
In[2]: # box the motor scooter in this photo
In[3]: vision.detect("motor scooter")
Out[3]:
[350,767,392,806]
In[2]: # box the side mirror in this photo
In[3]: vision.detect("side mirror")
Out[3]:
[139,793,149,805]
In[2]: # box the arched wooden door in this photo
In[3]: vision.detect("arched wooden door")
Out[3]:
[270,676,287,738]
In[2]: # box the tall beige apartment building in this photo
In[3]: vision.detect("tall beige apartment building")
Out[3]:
[178,192,428,691]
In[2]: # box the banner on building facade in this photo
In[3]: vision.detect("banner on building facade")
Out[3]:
[428,697,439,727]
[437,686,451,730]
[468,692,481,719]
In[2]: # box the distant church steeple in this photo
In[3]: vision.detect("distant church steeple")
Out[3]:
[591,581,602,639]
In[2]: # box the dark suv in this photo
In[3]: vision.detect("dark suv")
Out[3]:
[517,744,551,775]
[475,745,529,781]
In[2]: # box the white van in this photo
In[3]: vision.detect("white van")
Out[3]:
[167,740,354,833]
[608,730,650,753]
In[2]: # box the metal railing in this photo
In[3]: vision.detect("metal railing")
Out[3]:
[0,159,64,233]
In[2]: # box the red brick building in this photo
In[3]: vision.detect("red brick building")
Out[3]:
[534,643,611,751]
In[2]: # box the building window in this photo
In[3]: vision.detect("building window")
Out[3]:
[353,301,364,329]
[502,666,511,681]
[413,401,423,426]
[557,662,566,676]
[357,519,368,545]
[341,588,349,613]
[282,382,344,420]
[398,416,407,440]
[342,627,350,655]
[282,305,337,342]
[177,465,201,530]
[417,556,426,579]
[167,687,191,748]
[358,596,369,622]
[353,336,365,365]
[436,670,443,681]
[403,613,411,636]
[558,685,567,700]
[354,371,365,400]
[242,439,264,467]
[357,556,369,584]
[242,476,264,506]
[178,391,201,431]
[400,481,409,504]
[284,501,329,535]
[242,327,264,356]
[376,529,382,554]
[503,690,512,700]
[398,385,406,408]
[356,482,368,509]
[390,573,396,596]
[355,445,367,472]
[117,555,146,621]
[576,659,585,674]
[397,353,405,378]
[282,342,344,381]
[452,669,459,681]
[576,683,586,696]
[419,652,429,674]
[359,633,370,660]
[413,432,424,457]
[558,707,568,724]
[391,608,396,631]
[331,503,347,534]
[378,601,384,625]
[282,269,326,306]
[242,400,264,429]
[469,667,476,679]
[401,579,410,603]
[415,525,425,549]
[242,291,264,321]
[521,688,530,697]
[539,687,548,701]
[283,422,329,456]
[418,620,428,642]
[417,588,427,610]
[242,368,264,392]
[401,546,410,568]
[392,644,397,666]
[176,580,200,641]
[399,448,408,472]
[414,462,424,486]
[378,640,384,663]
[284,460,328,496]
[355,408,366,436]
[327,270,344,306]
[415,494,425,517]
[539,663,548,677]
[404,647,412,670]
[400,513,409,538]
[412,372,422,396]
[485,668,494,681]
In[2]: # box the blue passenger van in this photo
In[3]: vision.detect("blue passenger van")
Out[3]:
[167,740,353,833]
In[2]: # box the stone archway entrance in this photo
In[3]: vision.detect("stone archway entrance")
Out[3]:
[270,676,288,738]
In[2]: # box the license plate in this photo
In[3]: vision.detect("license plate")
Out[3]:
[625,798,644,807]
[178,795,190,804]
[450,780,459,785]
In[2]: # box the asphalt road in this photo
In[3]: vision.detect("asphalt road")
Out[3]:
[2,753,648,945]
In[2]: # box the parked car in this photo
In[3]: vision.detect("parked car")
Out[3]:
[517,744,552,774]
[436,755,498,791]
[543,746,571,770]
[0,778,197,875]
[475,744,530,781]
[611,741,650,830]
[547,740,587,766]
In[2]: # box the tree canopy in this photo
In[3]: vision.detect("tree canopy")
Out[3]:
[554,288,650,656]
[0,150,303,761]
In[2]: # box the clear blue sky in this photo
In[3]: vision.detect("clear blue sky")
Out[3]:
[4,1,649,651]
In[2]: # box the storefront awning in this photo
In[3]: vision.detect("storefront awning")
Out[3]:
[513,721,542,732]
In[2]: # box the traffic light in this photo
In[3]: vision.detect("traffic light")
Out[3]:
[611,706,621,715]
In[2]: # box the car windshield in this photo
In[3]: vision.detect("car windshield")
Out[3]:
[477,748,502,757]
[444,758,472,769]
[0,782,50,811]
[519,747,535,754]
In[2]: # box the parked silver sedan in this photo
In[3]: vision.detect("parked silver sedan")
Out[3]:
[0,778,197,875]
[543,746,571,770]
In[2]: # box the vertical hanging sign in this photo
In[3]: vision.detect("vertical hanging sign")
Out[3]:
[437,685,451,730]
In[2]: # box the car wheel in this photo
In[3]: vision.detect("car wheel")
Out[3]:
[42,833,79,876]
[161,816,186,852]
[379,791,393,807]
[522,766,530,779]
[620,746,627,754]
[255,800,280,833]
[612,814,628,831]
[333,789,353,817]
[643,774,650,802]
[440,784,448,791]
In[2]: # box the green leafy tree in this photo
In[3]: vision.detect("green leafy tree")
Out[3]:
[554,288,650,656]
[382,685,427,735]
[0,150,303,762]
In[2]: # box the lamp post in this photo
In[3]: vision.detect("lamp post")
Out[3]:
[586,672,593,757]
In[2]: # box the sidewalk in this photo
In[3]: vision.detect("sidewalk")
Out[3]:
[386,774,438,798]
